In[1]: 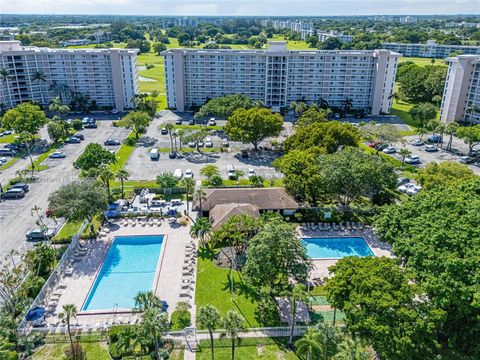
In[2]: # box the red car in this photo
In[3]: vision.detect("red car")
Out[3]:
[45,209,54,218]
[367,141,380,148]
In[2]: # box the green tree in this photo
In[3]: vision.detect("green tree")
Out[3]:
[416,161,476,190]
[225,108,283,151]
[326,257,439,360]
[58,304,77,352]
[249,174,264,188]
[196,94,256,119]
[222,310,245,360]
[181,177,195,212]
[444,122,459,151]
[190,217,212,247]
[47,121,65,143]
[287,284,309,347]
[153,42,167,55]
[115,169,130,199]
[49,96,70,117]
[116,326,136,357]
[156,172,179,189]
[134,290,162,311]
[72,119,83,131]
[283,121,360,153]
[165,123,175,152]
[243,220,309,294]
[360,123,402,148]
[98,164,115,196]
[200,164,220,179]
[295,327,322,360]
[295,108,328,128]
[197,305,221,360]
[456,125,480,155]
[320,37,343,50]
[140,307,169,359]
[117,111,150,139]
[194,188,207,214]
[335,338,371,360]
[408,102,437,128]
[73,143,116,172]
[399,147,411,164]
[48,179,108,234]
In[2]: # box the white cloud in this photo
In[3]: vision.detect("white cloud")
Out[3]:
[0,0,478,15]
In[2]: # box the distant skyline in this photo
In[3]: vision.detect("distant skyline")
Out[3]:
[0,0,478,16]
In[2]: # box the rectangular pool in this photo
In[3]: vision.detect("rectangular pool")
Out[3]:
[82,235,164,311]
[303,237,374,259]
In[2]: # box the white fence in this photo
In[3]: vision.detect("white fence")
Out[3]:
[17,219,89,334]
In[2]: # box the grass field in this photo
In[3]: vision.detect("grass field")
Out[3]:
[271,34,312,50]
[398,56,448,67]
[32,341,110,360]
[196,338,299,360]
[0,134,16,143]
[110,131,136,172]
[196,247,260,328]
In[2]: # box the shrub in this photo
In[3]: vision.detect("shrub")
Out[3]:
[64,342,86,360]
[21,275,46,299]
[0,350,18,360]
[170,302,191,330]
[107,325,130,343]
[71,119,83,131]
[124,137,137,147]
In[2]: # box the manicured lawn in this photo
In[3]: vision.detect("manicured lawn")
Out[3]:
[52,221,82,241]
[0,156,20,170]
[196,247,260,328]
[110,131,135,172]
[398,56,447,67]
[0,133,16,143]
[32,341,110,360]
[196,338,299,360]
[26,146,60,171]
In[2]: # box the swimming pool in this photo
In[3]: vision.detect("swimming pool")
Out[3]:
[303,237,374,259]
[82,235,164,311]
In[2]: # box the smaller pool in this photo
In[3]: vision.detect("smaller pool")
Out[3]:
[303,237,374,259]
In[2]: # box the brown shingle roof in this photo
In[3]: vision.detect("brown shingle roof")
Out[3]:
[193,187,299,212]
[209,203,260,229]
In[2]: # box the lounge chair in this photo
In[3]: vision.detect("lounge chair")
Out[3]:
[358,222,365,230]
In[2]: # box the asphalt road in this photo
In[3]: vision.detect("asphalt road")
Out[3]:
[0,121,130,263]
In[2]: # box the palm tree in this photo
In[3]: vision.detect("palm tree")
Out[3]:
[98,164,115,197]
[197,305,221,360]
[116,326,136,357]
[466,104,480,125]
[317,97,329,110]
[222,310,245,360]
[31,70,46,83]
[417,126,428,140]
[445,122,459,151]
[140,307,169,359]
[341,97,353,116]
[335,338,370,360]
[317,321,340,360]
[0,68,12,83]
[116,169,130,200]
[194,188,207,215]
[172,132,178,152]
[58,304,77,351]
[181,177,195,213]
[190,217,212,247]
[134,290,161,312]
[165,123,175,152]
[399,147,411,164]
[49,82,69,103]
[287,284,309,347]
[295,327,322,360]
[134,326,150,360]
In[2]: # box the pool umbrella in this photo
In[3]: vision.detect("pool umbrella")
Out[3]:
[166,209,177,216]
[161,300,169,311]
[25,307,45,322]
[108,203,119,210]
[104,210,119,218]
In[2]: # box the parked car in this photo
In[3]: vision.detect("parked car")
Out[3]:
[84,123,97,129]
[459,156,474,164]
[188,141,196,148]
[367,141,380,148]
[1,188,25,199]
[383,146,397,154]
[10,183,29,192]
[74,133,85,140]
[175,118,183,125]
[49,151,66,158]
[227,165,236,179]
[207,118,216,126]
[397,177,410,186]
[197,141,204,147]
[188,119,195,125]
[184,169,194,178]
[82,117,90,124]
[26,228,55,241]
[160,127,168,135]
[3,130,12,135]
[0,157,7,165]
[111,110,119,115]
[405,155,421,164]
[173,169,183,179]
[0,148,15,156]
[222,138,229,147]
[398,183,422,195]
[104,138,121,146]
[375,143,388,151]
[427,134,442,144]
[248,168,256,177]
[168,152,176,159]
[205,137,213,147]
[150,148,160,160]
[411,139,425,146]
[424,145,439,152]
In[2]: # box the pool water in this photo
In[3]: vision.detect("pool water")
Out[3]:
[82,235,164,311]
[303,237,374,259]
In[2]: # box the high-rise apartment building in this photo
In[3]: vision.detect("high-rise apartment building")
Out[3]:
[0,40,139,110]
[440,55,480,124]
[163,41,399,114]
[382,40,480,59]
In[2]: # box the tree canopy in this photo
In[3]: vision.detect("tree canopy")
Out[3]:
[196,94,257,119]
[397,64,447,103]
[73,143,116,172]
[283,121,360,153]
[408,102,438,128]
[295,108,328,128]
[416,161,476,190]
[225,108,284,150]
[456,125,480,155]
[2,103,47,136]
[117,111,150,139]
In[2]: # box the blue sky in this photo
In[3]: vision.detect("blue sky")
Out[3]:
[1,0,478,16]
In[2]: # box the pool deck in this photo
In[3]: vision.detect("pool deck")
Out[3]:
[298,226,392,283]
[37,217,196,331]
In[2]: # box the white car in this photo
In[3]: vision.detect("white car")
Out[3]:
[411,139,425,146]
[173,169,183,179]
[247,168,256,177]
[222,138,229,147]
[383,146,396,154]
[405,155,421,164]
[205,137,213,147]
[184,169,194,178]
[424,145,439,152]
[49,151,66,158]
[188,141,196,148]
[0,156,7,164]
[398,183,422,195]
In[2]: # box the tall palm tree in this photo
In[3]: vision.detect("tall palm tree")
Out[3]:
[335,338,370,360]
[190,217,212,247]
[31,70,46,83]
[194,188,207,214]
[341,97,353,116]
[58,304,77,351]
[466,104,480,125]
[197,305,221,360]
[181,177,195,212]
[49,82,69,103]
[295,327,322,360]
[115,169,130,200]
[116,326,136,358]
[399,147,411,164]
[134,325,150,360]
[140,307,169,359]
[98,164,115,197]
[165,123,174,152]
[445,122,459,151]
[134,290,161,312]
[287,284,309,347]
[222,310,245,360]
[0,69,12,105]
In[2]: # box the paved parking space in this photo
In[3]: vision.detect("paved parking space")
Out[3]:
[0,121,131,262]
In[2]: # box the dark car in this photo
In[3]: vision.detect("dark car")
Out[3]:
[10,183,29,192]
[397,177,410,186]
[0,148,15,156]
[104,138,121,146]
[1,188,25,199]
[26,229,55,241]
[427,134,442,144]
[188,119,195,125]
[168,152,177,159]
[175,119,182,125]
[84,123,97,129]
[74,133,85,140]
[65,137,81,144]
[160,127,169,135]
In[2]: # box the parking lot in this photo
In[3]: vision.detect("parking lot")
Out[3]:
[0,120,131,262]
[124,110,289,181]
